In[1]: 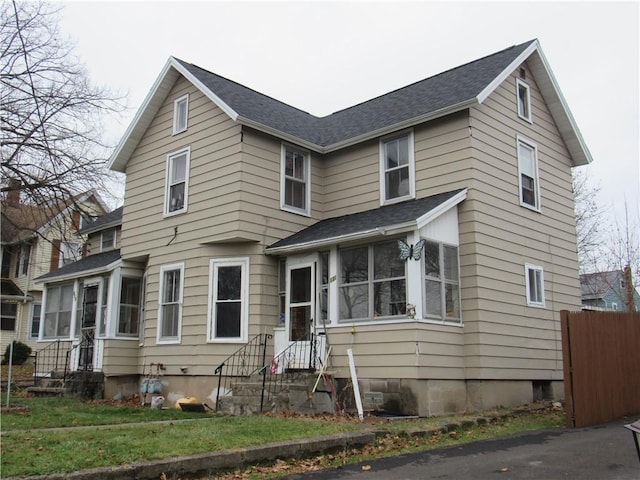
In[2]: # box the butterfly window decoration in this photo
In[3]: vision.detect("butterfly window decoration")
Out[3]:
[397,239,426,261]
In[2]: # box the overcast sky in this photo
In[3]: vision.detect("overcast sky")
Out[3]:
[58,1,639,227]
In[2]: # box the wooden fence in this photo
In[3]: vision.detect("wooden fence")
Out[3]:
[561,310,640,427]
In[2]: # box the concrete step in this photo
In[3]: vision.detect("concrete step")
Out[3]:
[27,386,66,397]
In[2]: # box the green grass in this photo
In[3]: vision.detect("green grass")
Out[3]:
[0,395,565,478]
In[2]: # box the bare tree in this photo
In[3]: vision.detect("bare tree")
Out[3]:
[1,0,124,228]
[572,168,606,273]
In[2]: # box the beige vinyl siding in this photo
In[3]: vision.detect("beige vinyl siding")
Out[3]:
[102,339,139,375]
[322,322,465,380]
[462,62,580,379]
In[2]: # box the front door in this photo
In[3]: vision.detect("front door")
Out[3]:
[78,284,98,370]
[286,259,315,369]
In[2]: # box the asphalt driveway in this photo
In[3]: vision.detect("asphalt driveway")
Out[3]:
[282,418,640,480]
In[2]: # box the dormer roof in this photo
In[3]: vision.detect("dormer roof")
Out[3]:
[109,39,592,172]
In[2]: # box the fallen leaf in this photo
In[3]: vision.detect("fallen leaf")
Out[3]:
[362,465,372,471]
[500,467,509,473]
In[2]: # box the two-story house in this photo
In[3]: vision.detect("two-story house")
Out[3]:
[580,269,639,311]
[1,187,106,354]
[38,39,591,416]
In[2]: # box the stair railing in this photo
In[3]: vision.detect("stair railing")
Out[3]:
[259,333,321,412]
[32,339,74,386]
[214,333,272,411]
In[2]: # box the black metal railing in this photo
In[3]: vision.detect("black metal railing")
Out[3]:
[214,333,272,411]
[259,333,322,412]
[32,339,74,386]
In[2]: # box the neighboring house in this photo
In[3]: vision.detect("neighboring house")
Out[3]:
[580,269,640,311]
[37,39,591,416]
[0,188,106,354]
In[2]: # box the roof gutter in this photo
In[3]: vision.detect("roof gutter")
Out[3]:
[34,258,123,285]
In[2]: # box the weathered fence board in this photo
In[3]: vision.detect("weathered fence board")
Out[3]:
[561,310,640,427]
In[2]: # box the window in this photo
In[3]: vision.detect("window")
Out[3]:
[173,94,189,134]
[1,303,17,331]
[59,241,80,267]
[30,303,41,338]
[339,241,406,321]
[98,278,108,337]
[164,147,190,215]
[517,137,540,210]
[516,79,532,122]
[17,244,31,276]
[101,229,116,251]
[278,258,286,324]
[158,264,184,343]
[208,258,249,342]
[423,240,461,322]
[118,277,141,336]
[43,284,74,338]
[281,144,310,215]
[380,131,415,204]
[319,251,329,323]
[525,264,545,307]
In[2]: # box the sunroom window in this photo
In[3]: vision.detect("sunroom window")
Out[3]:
[43,284,74,338]
[339,241,406,321]
[423,240,461,322]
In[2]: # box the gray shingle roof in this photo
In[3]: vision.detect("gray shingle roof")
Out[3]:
[79,206,123,234]
[36,249,121,282]
[267,189,465,251]
[580,270,622,300]
[175,40,535,148]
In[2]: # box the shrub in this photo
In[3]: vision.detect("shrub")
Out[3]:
[2,341,32,365]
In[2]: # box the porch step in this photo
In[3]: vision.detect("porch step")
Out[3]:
[26,386,66,397]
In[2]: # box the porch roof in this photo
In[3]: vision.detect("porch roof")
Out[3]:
[266,189,466,254]
[1,279,24,298]
[35,249,121,283]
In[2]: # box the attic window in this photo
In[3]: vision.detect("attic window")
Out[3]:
[173,94,189,135]
[516,79,532,122]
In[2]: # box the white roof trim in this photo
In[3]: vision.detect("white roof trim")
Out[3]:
[416,189,467,229]
[34,258,123,285]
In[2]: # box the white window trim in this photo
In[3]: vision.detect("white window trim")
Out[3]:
[280,143,311,216]
[207,257,249,343]
[157,263,184,344]
[517,135,541,212]
[29,302,41,339]
[379,129,416,206]
[116,275,142,338]
[525,263,545,307]
[422,240,462,324]
[516,78,532,123]
[101,229,116,252]
[163,146,191,217]
[172,93,189,135]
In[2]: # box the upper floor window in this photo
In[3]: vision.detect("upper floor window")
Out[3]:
[101,229,116,251]
[380,131,415,205]
[516,78,532,122]
[208,258,249,342]
[173,94,189,134]
[59,241,80,267]
[164,147,190,216]
[18,244,31,276]
[525,264,545,307]
[158,263,184,343]
[423,240,461,322]
[339,241,406,321]
[517,136,540,211]
[281,144,310,215]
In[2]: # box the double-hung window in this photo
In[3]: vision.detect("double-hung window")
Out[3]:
[59,241,80,267]
[380,131,415,204]
[281,144,310,215]
[30,303,41,338]
[18,244,31,276]
[208,258,249,342]
[165,147,190,215]
[43,284,74,338]
[101,229,116,251]
[339,241,406,321]
[173,94,189,134]
[525,264,545,307]
[516,78,532,122]
[118,277,141,336]
[423,240,461,322]
[517,136,540,210]
[158,264,183,343]
[1,303,17,331]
